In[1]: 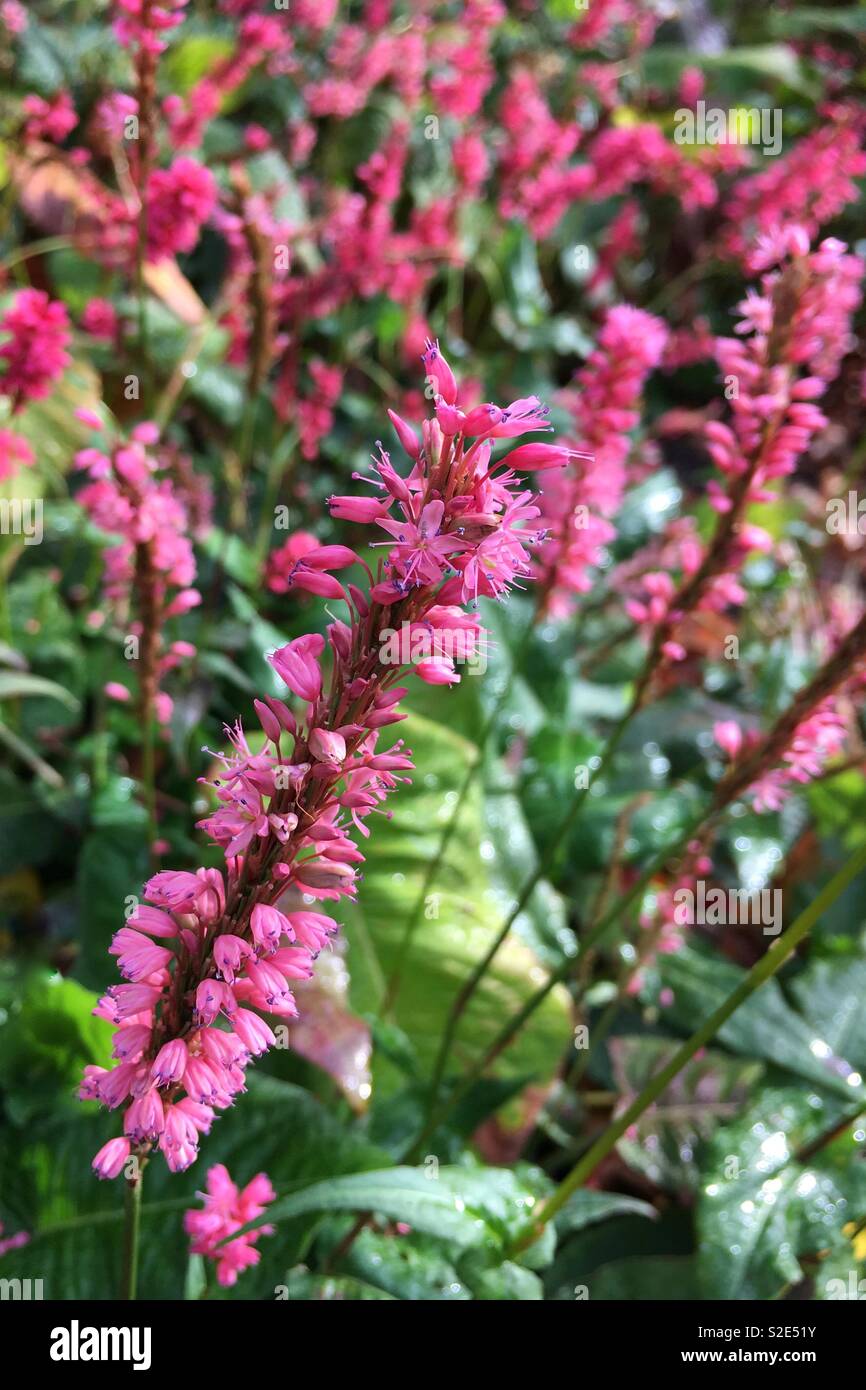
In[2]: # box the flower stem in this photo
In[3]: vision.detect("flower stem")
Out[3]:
[508,837,866,1256]
[120,1165,144,1300]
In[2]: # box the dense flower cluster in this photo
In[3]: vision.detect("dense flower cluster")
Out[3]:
[184,1164,275,1286]
[536,305,668,616]
[0,289,71,413]
[81,345,562,1174]
[146,157,217,263]
[622,230,864,664]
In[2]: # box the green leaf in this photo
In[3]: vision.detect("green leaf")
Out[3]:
[791,955,866,1072]
[234,1163,551,1255]
[279,1268,396,1300]
[75,827,150,989]
[0,672,79,710]
[697,1087,866,1300]
[767,7,866,37]
[641,45,814,98]
[162,35,235,95]
[344,712,571,1093]
[328,1222,469,1300]
[554,1188,658,1237]
[0,974,113,1126]
[653,946,866,1101]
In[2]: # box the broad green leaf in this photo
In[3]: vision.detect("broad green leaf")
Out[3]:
[0,973,113,1126]
[327,1222,469,1300]
[344,712,570,1093]
[235,1162,551,1256]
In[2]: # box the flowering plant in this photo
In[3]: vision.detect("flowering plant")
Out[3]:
[0,0,865,1313]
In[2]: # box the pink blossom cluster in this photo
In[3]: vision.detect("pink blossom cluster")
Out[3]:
[706,232,863,507]
[74,420,203,724]
[0,289,71,413]
[714,702,850,814]
[266,530,319,596]
[569,0,662,50]
[0,427,35,483]
[163,15,292,149]
[81,344,564,1176]
[184,1164,275,1286]
[21,91,78,143]
[113,0,189,57]
[285,359,345,459]
[146,158,217,263]
[721,120,866,268]
[535,305,668,616]
[623,231,864,660]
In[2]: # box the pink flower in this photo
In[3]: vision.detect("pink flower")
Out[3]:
[268,634,325,703]
[21,90,77,143]
[714,721,743,759]
[146,158,217,262]
[184,1165,275,1287]
[0,289,71,411]
[84,343,557,1176]
[92,1137,131,1180]
[0,1222,30,1256]
[81,299,119,341]
[0,428,34,481]
[104,682,132,703]
[265,530,320,594]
